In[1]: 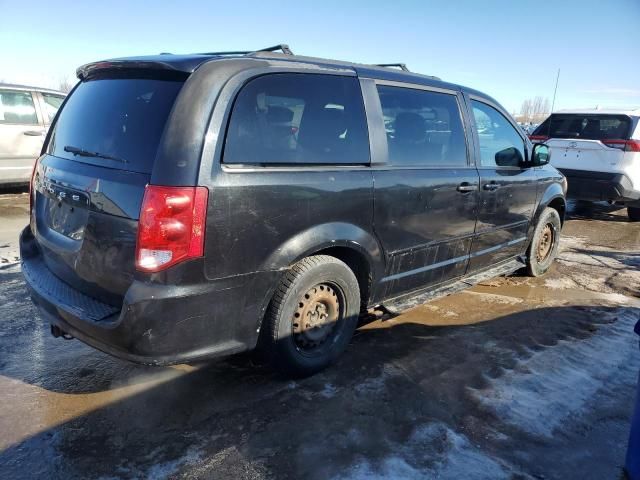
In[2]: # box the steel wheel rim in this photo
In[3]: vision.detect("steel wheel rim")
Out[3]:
[536,223,555,262]
[292,283,344,356]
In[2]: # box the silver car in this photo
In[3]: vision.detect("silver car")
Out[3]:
[0,84,66,186]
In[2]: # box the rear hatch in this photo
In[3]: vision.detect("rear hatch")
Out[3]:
[530,113,632,173]
[31,74,185,306]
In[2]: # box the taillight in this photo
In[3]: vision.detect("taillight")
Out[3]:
[136,185,209,272]
[528,135,549,142]
[601,139,640,152]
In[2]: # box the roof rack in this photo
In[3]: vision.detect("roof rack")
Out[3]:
[195,44,294,56]
[375,63,410,72]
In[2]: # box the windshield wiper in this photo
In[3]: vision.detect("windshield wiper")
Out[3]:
[64,145,128,164]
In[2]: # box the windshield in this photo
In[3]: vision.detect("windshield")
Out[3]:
[48,77,184,173]
[533,114,631,141]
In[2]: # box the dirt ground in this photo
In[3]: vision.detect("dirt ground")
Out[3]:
[0,190,639,479]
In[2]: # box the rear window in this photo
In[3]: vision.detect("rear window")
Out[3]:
[48,78,184,173]
[223,73,370,165]
[533,114,631,141]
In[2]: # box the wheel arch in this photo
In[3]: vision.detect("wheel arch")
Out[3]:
[546,196,566,226]
[253,223,384,340]
[535,183,566,226]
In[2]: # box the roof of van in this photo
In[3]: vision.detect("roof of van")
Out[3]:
[76,50,471,96]
[553,108,640,116]
[0,82,66,95]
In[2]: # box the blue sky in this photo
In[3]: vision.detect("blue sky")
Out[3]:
[1,0,638,113]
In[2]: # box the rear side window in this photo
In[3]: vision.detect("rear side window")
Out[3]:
[0,90,38,125]
[223,74,370,165]
[533,114,631,140]
[48,78,184,173]
[377,85,467,167]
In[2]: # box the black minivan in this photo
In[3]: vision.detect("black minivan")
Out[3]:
[20,45,566,375]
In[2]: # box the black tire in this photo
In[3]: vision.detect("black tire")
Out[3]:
[263,255,360,377]
[526,207,561,277]
[628,207,640,222]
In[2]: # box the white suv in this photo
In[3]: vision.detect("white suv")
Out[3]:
[530,108,640,221]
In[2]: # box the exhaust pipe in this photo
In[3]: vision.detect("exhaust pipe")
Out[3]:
[50,324,74,340]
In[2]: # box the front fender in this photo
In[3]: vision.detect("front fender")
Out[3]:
[535,182,566,223]
[527,179,566,247]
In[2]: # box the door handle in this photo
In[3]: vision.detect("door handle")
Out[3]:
[456,182,477,193]
[23,130,44,136]
[483,182,500,191]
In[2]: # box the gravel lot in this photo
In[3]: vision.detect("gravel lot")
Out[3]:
[0,190,639,479]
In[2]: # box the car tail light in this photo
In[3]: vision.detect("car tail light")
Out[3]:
[136,185,209,272]
[528,135,549,142]
[601,139,640,152]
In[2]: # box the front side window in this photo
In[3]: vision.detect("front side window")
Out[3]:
[471,100,525,168]
[0,90,38,125]
[42,93,65,123]
[223,74,370,165]
[377,85,467,167]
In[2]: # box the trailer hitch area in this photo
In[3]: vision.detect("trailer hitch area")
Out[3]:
[51,324,74,340]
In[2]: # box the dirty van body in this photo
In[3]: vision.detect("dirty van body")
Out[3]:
[20,45,566,375]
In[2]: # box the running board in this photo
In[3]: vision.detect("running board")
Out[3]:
[383,258,526,315]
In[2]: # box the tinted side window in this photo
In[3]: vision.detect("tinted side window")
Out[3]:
[471,101,525,168]
[42,93,65,122]
[224,74,369,165]
[377,85,467,167]
[0,90,38,125]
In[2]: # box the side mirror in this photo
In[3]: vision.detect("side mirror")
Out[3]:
[531,143,551,166]
[495,147,524,167]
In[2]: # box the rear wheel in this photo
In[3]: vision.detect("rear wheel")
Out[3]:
[628,207,640,222]
[263,255,360,377]
[526,207,561,277]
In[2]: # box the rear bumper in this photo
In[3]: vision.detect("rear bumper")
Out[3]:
[558,168,640,205]
[20,226,278,365]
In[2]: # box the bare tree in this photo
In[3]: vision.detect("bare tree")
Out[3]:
[57,77,76,94]
[518,96,551,124]
[520,99,532,123]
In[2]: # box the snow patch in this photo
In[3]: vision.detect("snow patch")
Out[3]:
[462,291,524,305]
[354,363,403,394]
[320,383,338,398]
[472,308,639,437]
[336,423,510,480]
[544,277,577,290]
[144,446,203,480]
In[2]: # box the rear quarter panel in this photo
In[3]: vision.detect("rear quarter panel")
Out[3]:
[203,167,377,280]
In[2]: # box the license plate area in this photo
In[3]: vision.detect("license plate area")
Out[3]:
[42,186,90,240]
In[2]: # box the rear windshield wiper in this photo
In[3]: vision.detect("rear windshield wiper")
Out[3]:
[64,145,128,164]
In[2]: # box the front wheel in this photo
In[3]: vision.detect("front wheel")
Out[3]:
[263,255,360,377]
[526,207,561,277]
